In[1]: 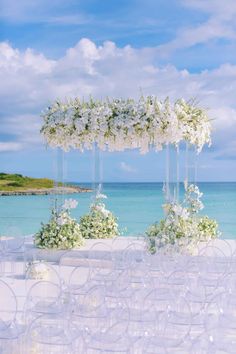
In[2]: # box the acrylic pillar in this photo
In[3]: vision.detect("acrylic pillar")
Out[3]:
[185,143,198,188]
[92,143,103,200]
[165,144,180,203]
[53,147,65,211]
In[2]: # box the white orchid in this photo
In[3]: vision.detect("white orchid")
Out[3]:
[62,198,78,210]
[172,204,189,220]
[95,192,107,200]
[41,96,212,154]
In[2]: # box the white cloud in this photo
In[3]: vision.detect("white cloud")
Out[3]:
[156,0,236,55]
[182,0,236,20]
[0,38,236,156]
[0,142,23,152]
[158,19,235,55]
[120,162,137,173]
[0,114,43,145]
[0,0,88,24]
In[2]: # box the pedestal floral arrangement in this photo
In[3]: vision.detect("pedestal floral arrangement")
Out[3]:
[146,184,220,254]
[80,193,119,239]
[34,199,84,249]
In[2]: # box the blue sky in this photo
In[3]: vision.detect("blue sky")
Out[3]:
[0,0,236,182]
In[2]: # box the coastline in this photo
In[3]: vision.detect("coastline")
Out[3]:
[0,185,92,196]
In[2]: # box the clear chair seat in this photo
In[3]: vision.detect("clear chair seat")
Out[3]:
[87,334,132,353]
[0,322,25,340]
[30,300,64,315]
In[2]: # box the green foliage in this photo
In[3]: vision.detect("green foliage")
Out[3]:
[6,181,24,187]
[0,173,54,191]
[0,173,23,179]
[80,203,118,239]
[198,216,219,240]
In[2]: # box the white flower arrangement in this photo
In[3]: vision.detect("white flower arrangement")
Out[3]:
[80,193,119,239]
[146,184,220,254]
[25,261,50,280]
[41,96,212,154]
[34,199,84,249]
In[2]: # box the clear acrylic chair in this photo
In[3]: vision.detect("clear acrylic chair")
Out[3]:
[25,313,75,354]
[122,242,147,268]
[68,258,93,305]
[104,269,134,308]
[191,331,236,354]
[138,290,192,351]
[59,250,79,287]
[111,236,132,250]
[24,280,65,325]
[184,274,207,335]
[0,280,26,354]
[111,236,130,272]
[88,242,115,283]
[205,291,236,339]
[71,284,108,335]
[85,301,132,353]
[164,295,192,348]
[197,245,229,298]
[0,279,17,325]
[206,239,233,258]
[112,236,145,265]
[222,272,236,294]
[126,287,159,341]
[0,236,25,279]
[166,270,191,299]
[140,339,167,354]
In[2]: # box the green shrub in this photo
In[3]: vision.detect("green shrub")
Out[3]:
[7,181,24,187]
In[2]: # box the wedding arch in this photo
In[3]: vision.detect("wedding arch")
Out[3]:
[37,95,220,251]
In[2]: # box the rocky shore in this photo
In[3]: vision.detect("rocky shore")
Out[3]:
[0,186,92,196]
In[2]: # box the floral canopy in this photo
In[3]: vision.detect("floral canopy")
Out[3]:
[41,96,212,153]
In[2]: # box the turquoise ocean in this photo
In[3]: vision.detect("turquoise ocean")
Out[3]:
[0,182,235,239]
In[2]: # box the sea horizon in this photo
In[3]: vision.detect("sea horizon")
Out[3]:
[68,181,236,184]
